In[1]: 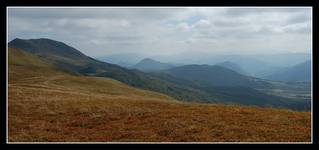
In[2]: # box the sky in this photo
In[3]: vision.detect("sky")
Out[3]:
[8,7,312,58]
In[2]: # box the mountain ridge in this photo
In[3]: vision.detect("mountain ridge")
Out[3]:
[264,60,311,82]
[8,38,310,110]
[162,64,267,88]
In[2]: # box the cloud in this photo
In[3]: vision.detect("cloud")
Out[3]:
[176,22,192,31]
[8,7,312,57]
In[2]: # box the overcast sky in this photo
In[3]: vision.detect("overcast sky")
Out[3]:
[8,7,312,57]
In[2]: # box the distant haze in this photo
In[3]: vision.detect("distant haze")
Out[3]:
[8,7,311,59]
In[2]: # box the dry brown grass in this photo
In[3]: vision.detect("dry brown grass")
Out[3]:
[8,47,311,142]
[8,74,311,142]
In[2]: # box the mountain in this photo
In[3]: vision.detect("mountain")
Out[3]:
[153,65,309,110]
[215,61,247,75]
[132,58,175,72]
[163,64,268,88]
[96,53,143,67]
[8,38,310,110]
[154,53,310,78]
[155,64,310,110]
[8,38,218,103]
[9,38,129,74]
[8,46,310,142]
[264,60,311,82]
[251,53,311,67]
[8,46,175,101]
[220,56,280,78]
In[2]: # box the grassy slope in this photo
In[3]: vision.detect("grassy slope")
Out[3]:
[8,47,311,142]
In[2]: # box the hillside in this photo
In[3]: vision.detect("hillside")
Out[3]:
[264,60,311,82]
[132,58,175,72]
[8,47,311,142]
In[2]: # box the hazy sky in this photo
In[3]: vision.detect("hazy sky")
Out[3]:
[8,7,312,57]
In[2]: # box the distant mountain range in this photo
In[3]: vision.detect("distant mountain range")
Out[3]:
[97,51,310,79]
[132,58,175,72]
[96,53,143,67]
[8,38,310,110]
[215,61,248,75]
[263,60,311,82]
[137,52,310,78]
[162,64,267,88]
